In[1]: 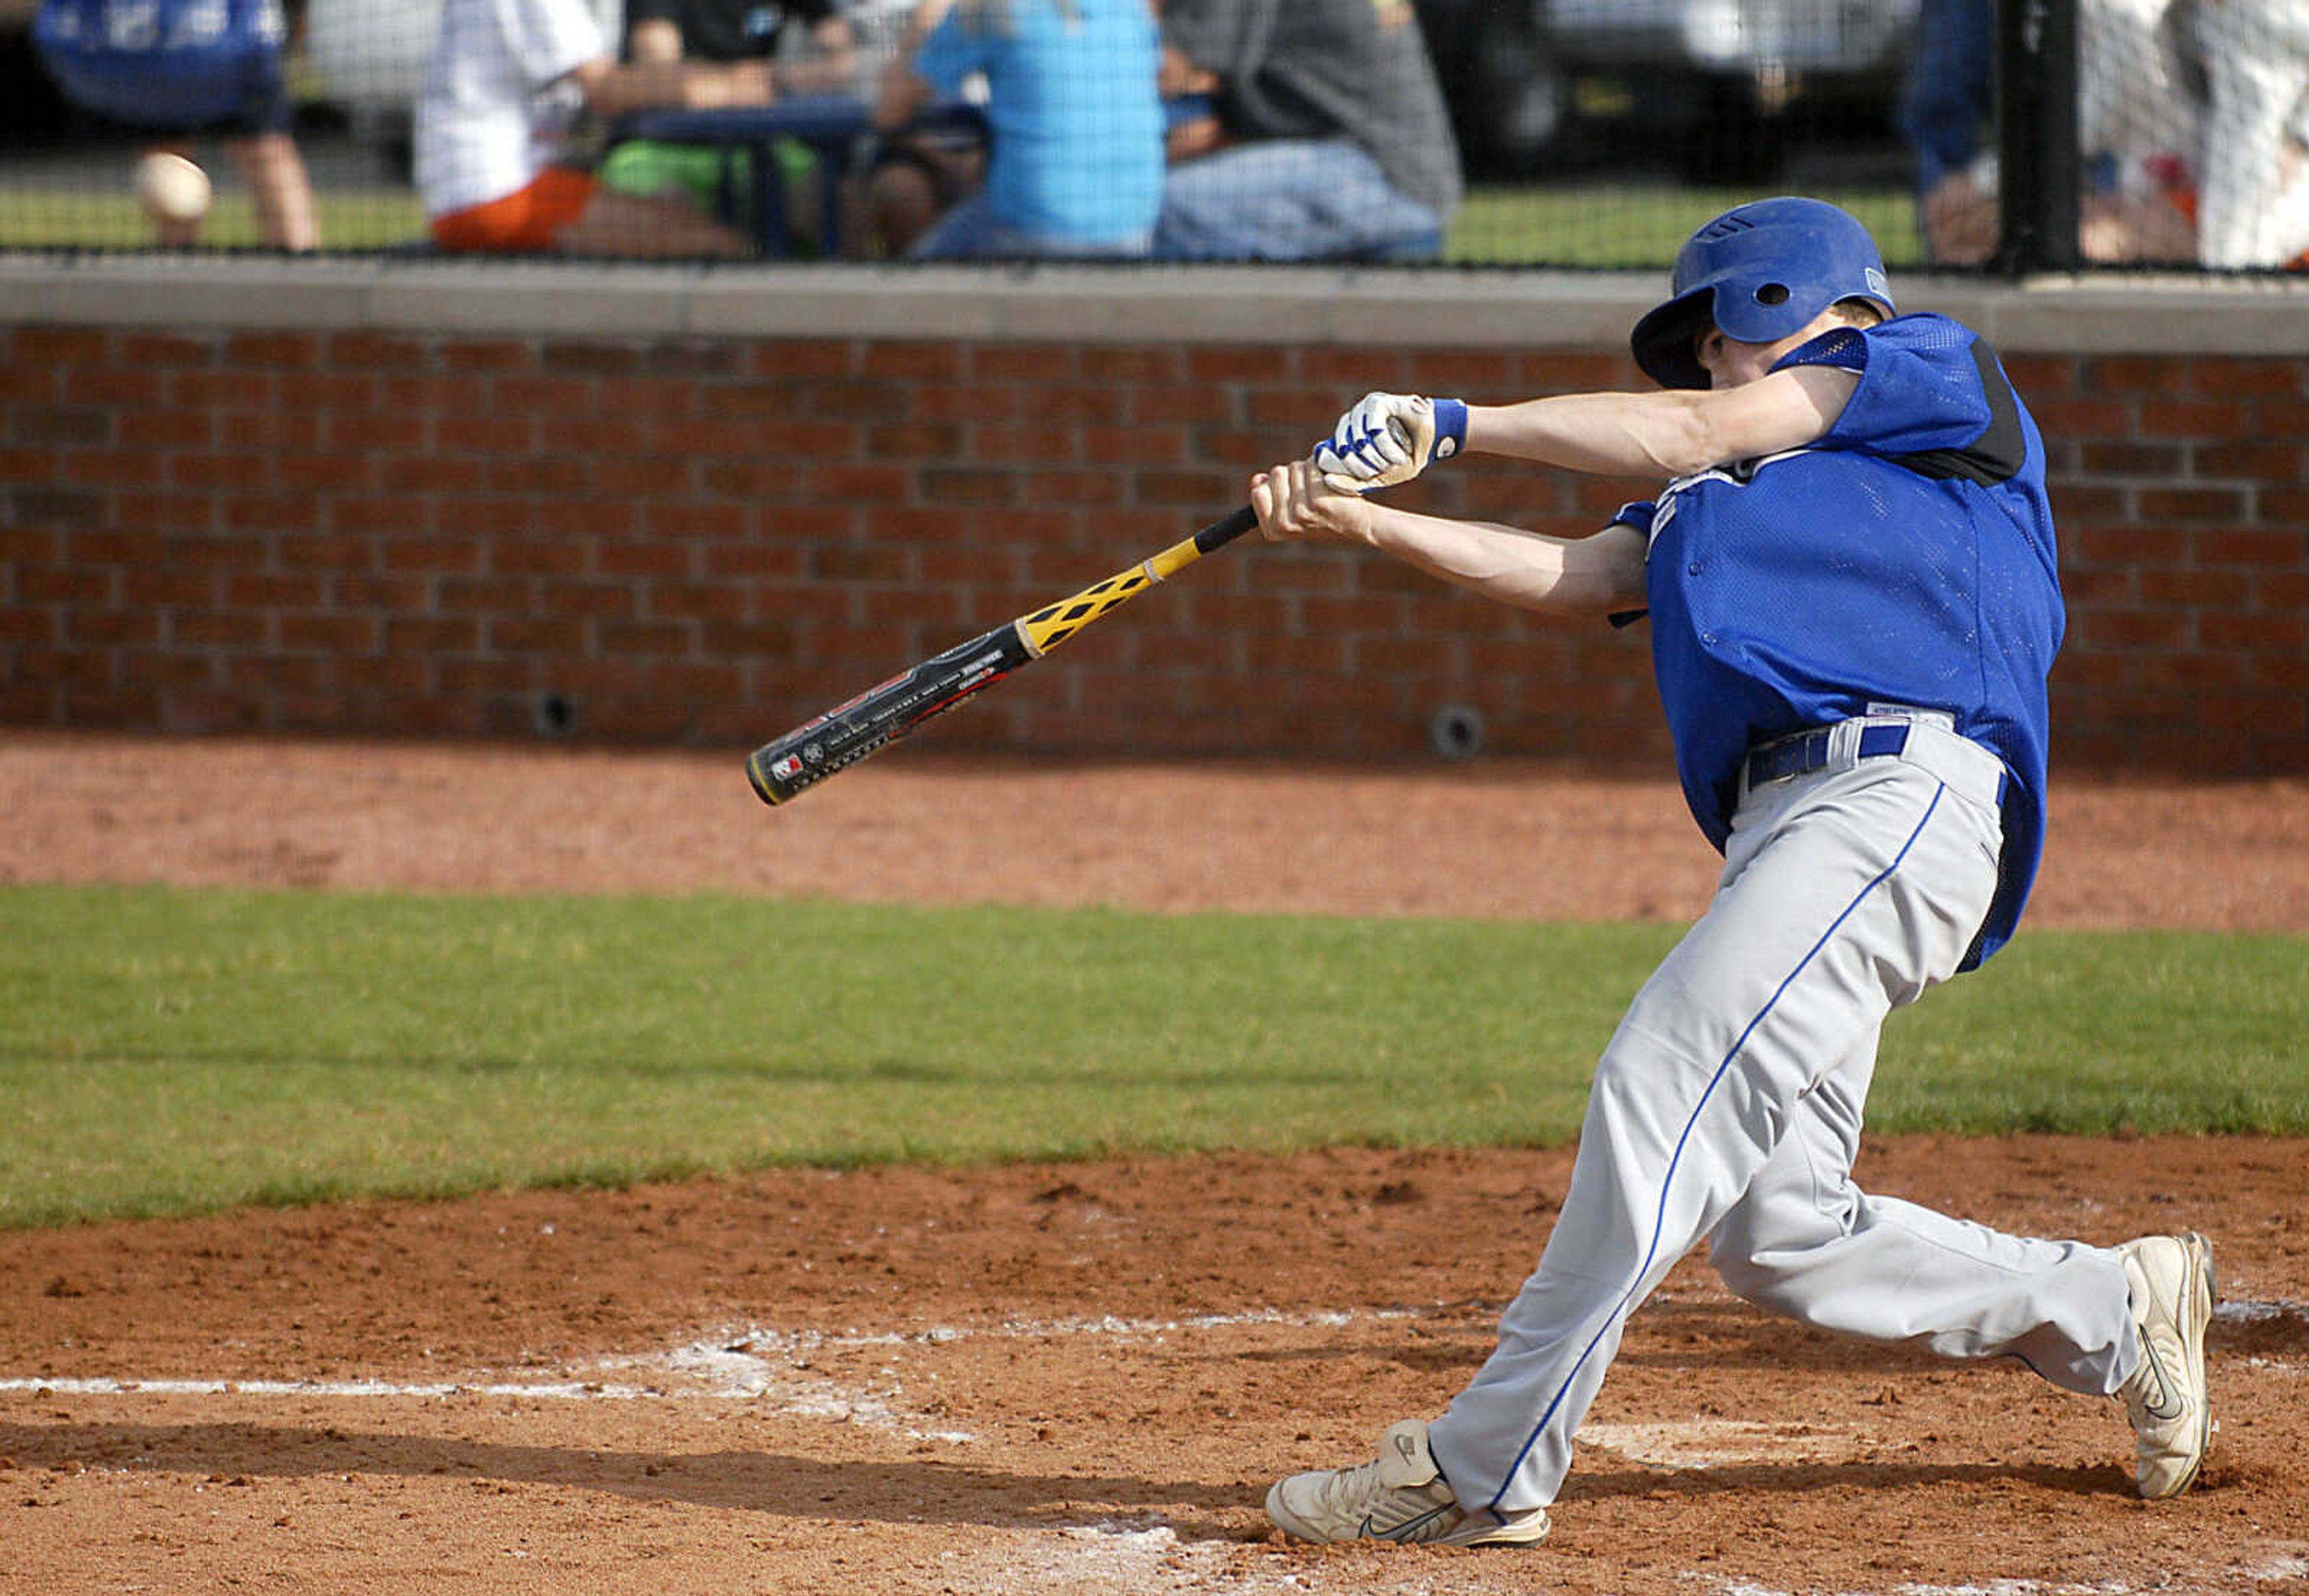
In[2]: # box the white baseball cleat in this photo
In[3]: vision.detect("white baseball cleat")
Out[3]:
[2117,1230,2216,1499]
[1265,1419,1551,1547]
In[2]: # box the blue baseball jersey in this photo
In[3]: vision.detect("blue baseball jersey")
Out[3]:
[1635,312,2064,965]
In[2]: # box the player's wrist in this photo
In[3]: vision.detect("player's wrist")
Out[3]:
[1428,397,1468,462]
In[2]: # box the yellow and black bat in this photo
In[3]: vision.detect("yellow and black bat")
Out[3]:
[746,504,1257,806]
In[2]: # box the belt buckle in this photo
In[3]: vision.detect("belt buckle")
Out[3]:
[1750,728,1828,788]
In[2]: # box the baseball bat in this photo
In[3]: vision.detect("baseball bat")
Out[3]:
[746,503,1258,806]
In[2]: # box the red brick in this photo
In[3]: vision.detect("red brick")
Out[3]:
[437,658,536,695]
[863,343,964,381]
[15,328,111,364]
[2195,526,2306,565]
[379,535,483,573]
[227,332,320,369]
[386,617,481,653]
[543,416,650,456]
[0,365,59,403]
[61,450,162,491]
[532,499,637,539]
[810,544,910,583]
[2185,357,2302,398]
[63,368,164,407]
[12,487,103,524]
[2200,611,2307,652]
[594,456,693,497]
[0,605,58,644]
[327,412,429,452]
[333,497,437,538]
[804,462,912,504]
[598,619,693,656]
[2194,441,2303,482]
[538,581,636,618]
[919,384,1020,422]
[119,410,215,449]
[114,493,215,533]
[973,345,1078,382]
[168,611,264,646]
[440,340,535,372]
[2085,355,2188,394]
[336,574,434,609]
[380,456,486,494]
[280,613,382,652]
[599,541,695,579]
[2137,400,2252,439]
[642,503,746,542]
[380,374,491,414]
[440,416,535,455]
[227,572,324,608]
[171,370,273,410]
[277,452,373,493]
[493,375,596,413]
[486,456,592,494]
[17,565,114,603]
[327,332,431,369]
[119,565,216,609]
[2082,441,2183,477]
[750,340,853,378]
[118,331,213,366]
[490,617,587,653]
[491,539,592,577]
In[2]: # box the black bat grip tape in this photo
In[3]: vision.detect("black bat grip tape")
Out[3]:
[1195,504,1258,553]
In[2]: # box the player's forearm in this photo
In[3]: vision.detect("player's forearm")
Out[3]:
[578,59,772,117]
[1359,505,1648,619]
[1465,391,1720,479]
[1465,369,1853,479]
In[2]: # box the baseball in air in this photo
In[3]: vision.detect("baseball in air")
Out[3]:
[135,152,213,225]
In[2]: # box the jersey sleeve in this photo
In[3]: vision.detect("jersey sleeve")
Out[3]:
[1785,313,2029,486]
[908,9,986,97]
[511,0,606,87]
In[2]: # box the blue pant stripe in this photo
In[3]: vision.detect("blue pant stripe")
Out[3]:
[1483,783,1949,1511]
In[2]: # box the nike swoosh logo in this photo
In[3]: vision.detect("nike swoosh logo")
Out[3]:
[2139,1346,2185,1422]
[1364,1503,1454,1542]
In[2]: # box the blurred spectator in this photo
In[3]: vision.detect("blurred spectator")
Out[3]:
[871,0,1164,260]
[1897,0,1996,265]
[859,0,983,255]
[1150,0,1461,262]
[32,0,319,250]
[414,0,780,254]
[2189,0,2309,269]
[1909,0,2308,269]
[597,0,859,256]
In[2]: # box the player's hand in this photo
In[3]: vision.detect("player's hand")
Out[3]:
[1250,458,1375,548]
[1313,392,1468,493]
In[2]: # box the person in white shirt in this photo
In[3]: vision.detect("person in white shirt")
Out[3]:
[415,0,781,254]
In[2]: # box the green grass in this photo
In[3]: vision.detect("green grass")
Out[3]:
[1,883,2301,1228]
[1447,183,1922,268]
[0,188,427,251]
[0,179,1915,268]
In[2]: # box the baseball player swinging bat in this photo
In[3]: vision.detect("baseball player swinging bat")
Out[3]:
[746,503,1257,806]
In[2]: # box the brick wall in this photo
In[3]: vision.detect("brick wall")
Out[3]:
[1,290,2303,775]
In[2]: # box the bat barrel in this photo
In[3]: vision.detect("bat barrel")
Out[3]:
[747,505,1257,808]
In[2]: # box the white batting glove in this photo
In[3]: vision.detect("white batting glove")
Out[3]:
[1313,393,1469,492]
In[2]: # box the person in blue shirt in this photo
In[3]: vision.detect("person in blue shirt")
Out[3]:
[872,0,1164,259]
[1242,197,2216,1549]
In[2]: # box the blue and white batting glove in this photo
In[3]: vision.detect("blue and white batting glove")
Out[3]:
[1314,392,1469,492]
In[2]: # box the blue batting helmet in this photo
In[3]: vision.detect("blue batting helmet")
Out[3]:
[1629,197,1895,390]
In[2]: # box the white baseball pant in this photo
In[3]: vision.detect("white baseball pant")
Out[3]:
[1426,716,2141,1517]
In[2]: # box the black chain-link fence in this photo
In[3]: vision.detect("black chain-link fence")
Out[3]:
[0,0,2300,271]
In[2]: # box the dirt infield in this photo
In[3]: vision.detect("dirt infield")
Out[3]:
[3,732,2306,1595]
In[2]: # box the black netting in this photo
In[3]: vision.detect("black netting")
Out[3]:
[0,0,2297,272]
